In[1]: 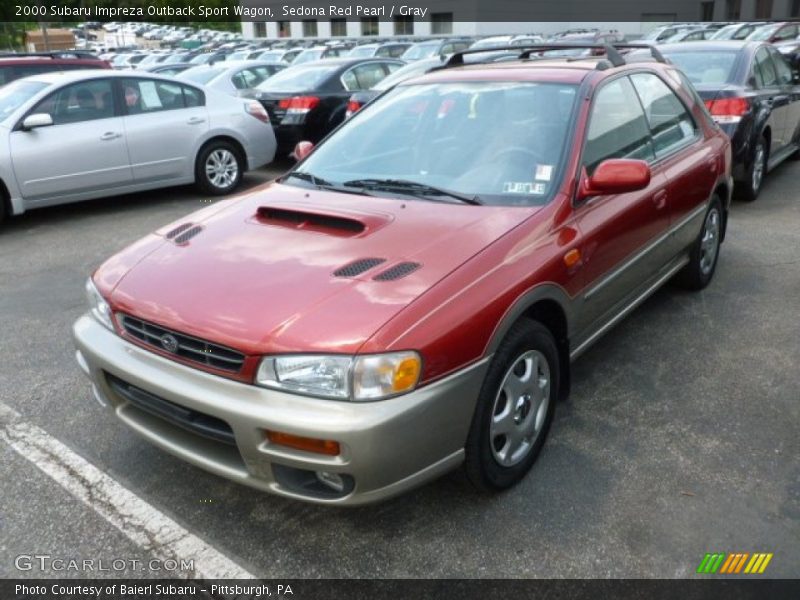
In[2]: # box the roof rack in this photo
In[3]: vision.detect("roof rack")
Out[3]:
[442,43,667,70]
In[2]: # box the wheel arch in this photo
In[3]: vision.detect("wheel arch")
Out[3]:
[196,134,248,173]
[486,285,573,402]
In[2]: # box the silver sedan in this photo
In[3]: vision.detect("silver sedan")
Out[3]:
[177,60,286,97]
[0,70,276,226]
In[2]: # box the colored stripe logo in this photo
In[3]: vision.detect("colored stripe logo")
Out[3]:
[697,553,773,574]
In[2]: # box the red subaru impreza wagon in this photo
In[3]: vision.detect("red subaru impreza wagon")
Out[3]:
[74,45,732,505]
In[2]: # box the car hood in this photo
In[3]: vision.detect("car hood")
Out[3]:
[101,182,537,355]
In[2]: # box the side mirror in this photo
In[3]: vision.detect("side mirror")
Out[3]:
[292,140,314,161]
[578,159,651,200]
[21,113,54,131]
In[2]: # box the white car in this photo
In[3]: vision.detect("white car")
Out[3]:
[178,61,286,96]
[0,70,276,226]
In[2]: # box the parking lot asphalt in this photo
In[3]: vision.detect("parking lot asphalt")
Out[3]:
[1,159,798,579]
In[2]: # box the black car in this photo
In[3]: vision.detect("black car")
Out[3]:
[248,57,404,155]
[659,41,800,201]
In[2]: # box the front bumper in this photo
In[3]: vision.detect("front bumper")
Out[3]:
[73,314,488,505]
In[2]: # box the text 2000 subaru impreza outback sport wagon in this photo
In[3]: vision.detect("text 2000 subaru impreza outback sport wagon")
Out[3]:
[74,46,732,505]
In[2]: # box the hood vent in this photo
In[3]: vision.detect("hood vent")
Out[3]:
[333,258,386,278]
[373,262,421,281]
[165,222,194,239]
[257,206,365,237]
[172,225,203,245]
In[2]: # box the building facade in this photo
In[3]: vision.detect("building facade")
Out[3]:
[240,0,800,40]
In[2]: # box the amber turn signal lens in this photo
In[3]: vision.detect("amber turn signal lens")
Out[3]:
[266,431,340,456]
[393,357,421,393]
[563,248,581,268]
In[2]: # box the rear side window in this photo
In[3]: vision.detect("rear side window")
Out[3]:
[755,48,778,87]
[122,78,185,114]
[629,73,696,158]
[583,77,655,174]
[769,49,793,85]
[182,85,204,107]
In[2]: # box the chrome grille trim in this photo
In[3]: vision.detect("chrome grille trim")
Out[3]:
[120,315,245,373]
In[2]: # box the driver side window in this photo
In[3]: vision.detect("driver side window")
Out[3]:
[29,79,115,126]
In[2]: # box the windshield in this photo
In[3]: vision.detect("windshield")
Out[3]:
[349,45,377,57]
[190,54,213,64]
[640,28,667,41]
[163,53,190,64]
[402,42,441,60]
[293,49,324,65]
[256,64,336,92]
[178,66,226,84]
[0,80,48,121]
[257,50,283,62]
[748,25,778,41]
[662,50,738,85]
[710,24,739,40]
[471,37,512,49]
[290,81,578,206]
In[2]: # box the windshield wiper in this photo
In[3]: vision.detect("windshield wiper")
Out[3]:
[282,171,333,187]
[282,171,376,197]
[342,178,483,205]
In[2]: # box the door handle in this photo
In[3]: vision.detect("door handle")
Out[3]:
[99,132,121,141]
[187,117,205,125]
[652,189,668,210]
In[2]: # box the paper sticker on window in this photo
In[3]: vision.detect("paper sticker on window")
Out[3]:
[535,164,554,181]
[503,182,547,195]
[138,81,163,110]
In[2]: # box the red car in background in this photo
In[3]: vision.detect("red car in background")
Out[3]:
[0,52,111,86]
[74,44,732,505]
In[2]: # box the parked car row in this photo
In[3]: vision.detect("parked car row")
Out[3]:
[72,42,738,505]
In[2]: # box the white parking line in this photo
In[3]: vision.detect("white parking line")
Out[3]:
[0,401,255,579]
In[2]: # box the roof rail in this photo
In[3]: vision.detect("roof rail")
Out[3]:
[442,42,666,70]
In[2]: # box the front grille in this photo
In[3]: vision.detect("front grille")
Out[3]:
[120,315,245,373]
[106,373,235,446]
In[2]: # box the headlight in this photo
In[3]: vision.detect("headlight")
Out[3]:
[85,278,114,330]
[256,351,421,401]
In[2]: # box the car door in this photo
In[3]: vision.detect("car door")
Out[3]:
[120,78,208,183]
[572,76,671,340]
[754,47,790,153]
[769,47,800,148]
[9,77,132,203]
[628,71,716,254]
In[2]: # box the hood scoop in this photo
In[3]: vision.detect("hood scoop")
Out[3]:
[256,206,366,237]
[333,257,387,278]
[165,222,195,239]
[373,262,421,281]
[172,225,203,245]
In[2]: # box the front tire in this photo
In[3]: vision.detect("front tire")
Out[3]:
[465,319,559,492]
[195,141,243,196]
[674,195,723,291]
[736,135,767,202]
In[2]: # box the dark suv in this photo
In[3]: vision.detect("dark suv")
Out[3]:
[0,52,110,86]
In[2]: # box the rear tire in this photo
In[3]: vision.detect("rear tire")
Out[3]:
[464,319,559,492]
[735,135,767,202]
[195,140,243,196]
[674,195,722,291]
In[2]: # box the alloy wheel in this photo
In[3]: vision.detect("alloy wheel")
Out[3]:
[205,149,238,190]
[489,350,551,467]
